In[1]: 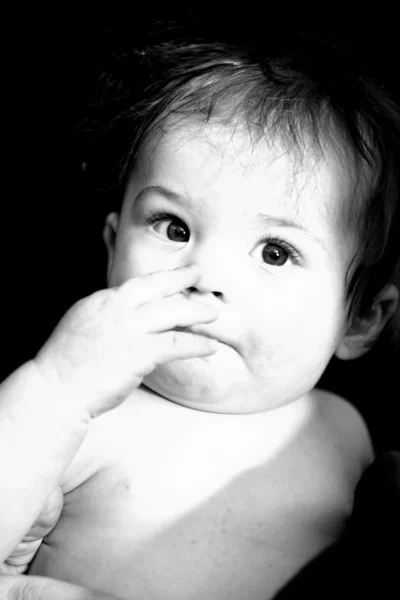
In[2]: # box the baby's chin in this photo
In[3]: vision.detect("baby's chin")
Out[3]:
[142,356,268,414]
[142,357,244,413]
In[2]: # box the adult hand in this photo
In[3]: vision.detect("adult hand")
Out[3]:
[0,487,63,576]
[0,574,122,599]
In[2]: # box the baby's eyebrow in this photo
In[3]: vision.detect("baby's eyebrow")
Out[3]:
[137,185,187,204]
[256,214,327,251]
[135,184,206,217]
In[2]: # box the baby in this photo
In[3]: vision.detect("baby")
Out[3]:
[1,32,399,600]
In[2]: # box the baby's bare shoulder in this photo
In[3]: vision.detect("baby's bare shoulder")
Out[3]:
[275,390,374,539]
[311,388,374,478]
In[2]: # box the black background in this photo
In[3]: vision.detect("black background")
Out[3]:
[1,7,399,450]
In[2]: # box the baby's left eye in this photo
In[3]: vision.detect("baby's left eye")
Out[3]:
[262,242,289,266]
[252,237,301,267]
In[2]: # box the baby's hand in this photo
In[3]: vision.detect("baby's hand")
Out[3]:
[0,487,63,575]
[33,266,219,418]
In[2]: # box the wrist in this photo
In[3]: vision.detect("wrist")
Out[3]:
[30,358,92,426]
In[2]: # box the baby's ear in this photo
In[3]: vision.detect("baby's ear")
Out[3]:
[336,284,399,360]
[102,212,120,282]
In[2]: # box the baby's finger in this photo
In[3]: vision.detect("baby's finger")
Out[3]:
[3,539,41,565]
[155,330,219,364]
[137,295,219,332]
[24,487,63,541]
[0,561,28,575]
[118,266,201,306]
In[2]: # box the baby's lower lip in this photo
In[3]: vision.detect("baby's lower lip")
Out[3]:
[174,327,223,345]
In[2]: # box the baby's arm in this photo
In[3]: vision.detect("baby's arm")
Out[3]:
[0,266,218,561]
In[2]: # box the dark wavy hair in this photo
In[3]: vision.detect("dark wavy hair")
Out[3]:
[78,30,400,341]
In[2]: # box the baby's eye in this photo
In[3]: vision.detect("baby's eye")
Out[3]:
[147,213,190,243]
[262,242,289,266]
[252,236,302,267]
[155,220,189,242]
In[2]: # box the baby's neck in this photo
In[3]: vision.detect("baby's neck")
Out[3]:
[141,383,314,419]
[137,384,316,462]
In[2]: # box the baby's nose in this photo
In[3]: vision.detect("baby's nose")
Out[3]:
[182,262,226,300]
[182,240,233,300]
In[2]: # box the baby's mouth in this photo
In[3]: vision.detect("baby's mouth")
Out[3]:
[174,326,215,341]
[174,326,231,349]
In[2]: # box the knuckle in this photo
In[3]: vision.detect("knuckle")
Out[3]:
[90,289,115,307]
[119,276,142,298]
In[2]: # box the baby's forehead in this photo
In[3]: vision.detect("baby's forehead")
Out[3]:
[138,121,355,226]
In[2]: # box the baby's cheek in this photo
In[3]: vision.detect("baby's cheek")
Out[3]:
[244,330,274,363]
[245,287,340,366]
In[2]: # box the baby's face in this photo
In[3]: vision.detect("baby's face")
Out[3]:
[105,123,356,413]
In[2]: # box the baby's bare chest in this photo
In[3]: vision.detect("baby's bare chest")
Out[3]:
[31,399,354,600]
